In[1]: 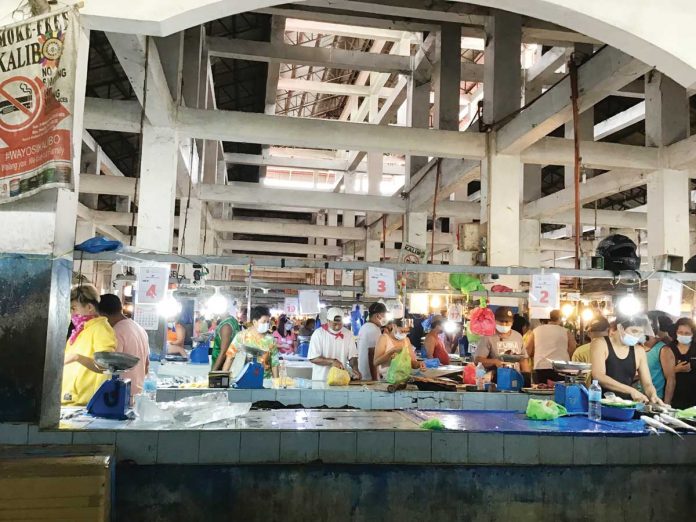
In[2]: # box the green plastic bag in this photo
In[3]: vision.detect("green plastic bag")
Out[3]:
[677,406,696,420]
[525,399,568,420]
[387,344,412,384]
[420,418,445,431]
[449,273,485,295]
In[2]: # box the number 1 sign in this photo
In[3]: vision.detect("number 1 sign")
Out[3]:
[367,266,397,298]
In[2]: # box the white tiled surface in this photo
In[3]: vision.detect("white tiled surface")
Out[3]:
[395,431,432,463]
[158,431,200,464]
[199,431,240,464]
[116,431,159,464]
[280,431,319,463]
[319,431,357,462]
[240,431,281,463]
[356,431,395,463]
[0,423,29,444]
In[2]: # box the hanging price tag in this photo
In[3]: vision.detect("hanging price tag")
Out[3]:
[367,266,396,298]
[284,297,299,315]
[655,277,682,317]
[529,273,560,313]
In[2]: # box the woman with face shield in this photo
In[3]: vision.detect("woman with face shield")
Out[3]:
[373,319,423,379]
[590,316,663,404]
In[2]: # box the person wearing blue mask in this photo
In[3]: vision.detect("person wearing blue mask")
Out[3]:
[590,316,663,404]
[661,317,696,408]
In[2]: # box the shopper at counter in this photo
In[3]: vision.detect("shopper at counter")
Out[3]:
[222,306,279,378]
[373,319,422,379]
[475,307,531,374]
[98,294,149,395]
[590,317,663,404]
[299,318,316,337]
[573,317,610,386]
[525,310,576,383]
[62,285,117,406]
[166,316,189,358]
[424,317,450,365]
[357,302,387,381]
[308,307,361,381]
[211,314,241,371]
[273,315,297,355]
[661,317,696,408]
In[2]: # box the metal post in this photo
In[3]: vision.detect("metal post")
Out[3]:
[569,56,582,270]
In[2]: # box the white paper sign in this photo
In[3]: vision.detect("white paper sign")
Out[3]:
[136,266,169,304]
[298,290,320,315]
[133,304,159,331]
[655,277,682,317]
[529,274,560,311]
[284,297,299,315]
[367,266,397,298]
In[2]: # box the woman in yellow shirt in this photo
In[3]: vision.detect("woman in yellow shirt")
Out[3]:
[62,284,117,406]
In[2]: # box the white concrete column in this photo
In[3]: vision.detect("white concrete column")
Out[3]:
[563,113,594,189]
[432,23,461,131]
[327,210,338,284]
[135,124,178,252]
[178,196,203,255]
[645,71,690,307]
[405,79,431,184]
[75,220,97,283]
[342,172,357,288]
[405,211,428,256]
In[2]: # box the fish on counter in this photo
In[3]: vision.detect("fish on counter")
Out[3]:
[641,415,683,439]
[656,413,696,433]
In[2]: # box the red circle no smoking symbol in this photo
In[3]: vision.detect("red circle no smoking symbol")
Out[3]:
[0,76,43,132]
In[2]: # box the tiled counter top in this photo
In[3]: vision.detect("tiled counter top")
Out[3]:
[156,386,536,411]
[3,409,695,467]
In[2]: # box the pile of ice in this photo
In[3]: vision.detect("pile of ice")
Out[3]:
[131,391,251,429]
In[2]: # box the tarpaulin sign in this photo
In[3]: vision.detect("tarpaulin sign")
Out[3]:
[0,8,79,203]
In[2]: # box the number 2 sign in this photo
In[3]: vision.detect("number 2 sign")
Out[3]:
[529,274,560,311]
[367,266,396,298]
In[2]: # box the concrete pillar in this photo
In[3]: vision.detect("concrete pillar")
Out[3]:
[135,124,178,252]
[405,79,431,184]
[482,12,522,126]
[563,114,594,189]
[178,196,203,256]
[327,210,338,285]
[645,71,690,308]
[342,172,357,288]
[405,212,428,260]
[75,220,97,284]
[432,23,461,131]
[521,164,542,270]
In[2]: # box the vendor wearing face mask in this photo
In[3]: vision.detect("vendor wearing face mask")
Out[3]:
[475,307,531,375]
[590,316,663,404]
[373,319,423,379]
[308,307,361,381]
[661,317,696,408]
[357,302,388,381]
[222,305,279,378]
[62,284,117,406]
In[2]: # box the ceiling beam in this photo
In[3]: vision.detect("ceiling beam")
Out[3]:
[496,46,651,154]
[283,18,420,42]
[525,47,567,93]
[524,169,650,220]
[175,106,486,160]
[593,101,646,140]
[542,209,647,229]
[199,182,408,214]
[207,37,412,75]
[220,240,343,257]
[521,137,659,170]
[277,77,394,98]
[105,33,175,127]
[212,219,367,241]
[83,97,141,133]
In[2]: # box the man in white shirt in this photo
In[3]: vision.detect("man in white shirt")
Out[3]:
[357,302,387,381]
[308,307,361,382]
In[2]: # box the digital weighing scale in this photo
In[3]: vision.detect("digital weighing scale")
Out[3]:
[551,360,592,413]
[87,352,140,420]
[228,344,266,389]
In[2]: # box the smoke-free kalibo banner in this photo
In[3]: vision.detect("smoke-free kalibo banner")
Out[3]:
[0,8,78,203]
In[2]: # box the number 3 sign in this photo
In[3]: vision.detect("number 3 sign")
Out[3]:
[367,266,397,298]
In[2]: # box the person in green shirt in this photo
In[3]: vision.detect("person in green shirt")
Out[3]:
[211,315,241,370]
[222,306,280,379]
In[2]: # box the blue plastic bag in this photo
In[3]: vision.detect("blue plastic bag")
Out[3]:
[75,236,123,253]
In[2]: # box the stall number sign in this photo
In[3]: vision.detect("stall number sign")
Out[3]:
[529,274,560,310]
[136,267,168,304]
[367,266,396,298]
[656,277,682,317]
[298,290,320,315]
[284,297,299,315]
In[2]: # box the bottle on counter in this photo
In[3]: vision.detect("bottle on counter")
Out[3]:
[279,360,288,389]
[588,379,602,421]
[143,370,158,401]
[475,362,486,391]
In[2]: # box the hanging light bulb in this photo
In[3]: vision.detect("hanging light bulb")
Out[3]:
[430,294,442,309]
[617,291,642,317]
[561,303,575,317]
[207,288,228,315]
[581,308,595,322]
[444,320,458,335]
[158,293,181,318]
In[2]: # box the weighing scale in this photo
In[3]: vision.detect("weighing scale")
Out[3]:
[228,344,266,389]
[496,354,526,392]
[87,352,140,420]
[551,360,592,413]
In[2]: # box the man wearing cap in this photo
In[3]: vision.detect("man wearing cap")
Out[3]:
[308,307,361,382]
[357,302,387,381]
[573,316,610,386]
[475,306,531,375]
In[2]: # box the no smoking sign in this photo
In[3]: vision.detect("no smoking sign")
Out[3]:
[0,76,43,132]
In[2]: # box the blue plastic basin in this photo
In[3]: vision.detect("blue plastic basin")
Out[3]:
[601,405,636,421]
